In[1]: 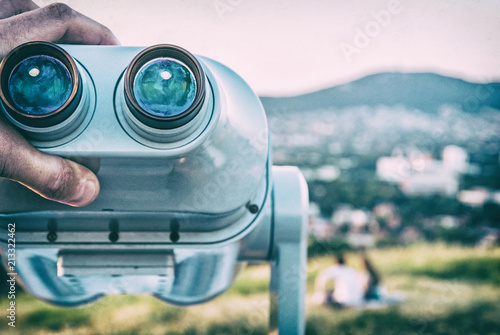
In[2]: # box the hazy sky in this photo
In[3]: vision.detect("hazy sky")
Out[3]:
[35,0,500,96]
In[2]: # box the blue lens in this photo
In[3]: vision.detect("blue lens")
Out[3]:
[8,55,72,115]
[133,58,196,118]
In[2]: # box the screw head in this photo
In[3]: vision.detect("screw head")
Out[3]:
[47,232,57,242]
[248,203,259,214]
[109,232,119,243]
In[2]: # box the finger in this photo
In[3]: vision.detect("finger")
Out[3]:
[0,116,100,207]
[0,2,119,57]
[0,0,38,20]
[57,5,120,46]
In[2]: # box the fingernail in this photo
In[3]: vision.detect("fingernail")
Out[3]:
[67,179,98,207]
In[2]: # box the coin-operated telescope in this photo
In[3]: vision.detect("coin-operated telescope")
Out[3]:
[0,42,308,334]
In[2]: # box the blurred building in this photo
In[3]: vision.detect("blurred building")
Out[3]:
[458,188,491,207]
[442,145,468,173]
[458,188,500,207]
[400,170,458,196]
[376,156,410,182]
[376,145,469,196]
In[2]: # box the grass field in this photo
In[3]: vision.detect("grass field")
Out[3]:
[1,243,499,335]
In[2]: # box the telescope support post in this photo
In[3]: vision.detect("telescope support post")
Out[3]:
[269,166,308,335]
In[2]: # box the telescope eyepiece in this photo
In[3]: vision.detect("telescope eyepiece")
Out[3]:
[124,45,206,129]
[133,58,196,117]
[0,42,82,128]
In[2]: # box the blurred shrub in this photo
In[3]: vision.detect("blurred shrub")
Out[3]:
[149,305,186,323]
[375,236,400,248]
[307,236,351,258]
[227,277,269,296]
[23,309,92,331]
[205,317,266,335]
[437,227,483,245]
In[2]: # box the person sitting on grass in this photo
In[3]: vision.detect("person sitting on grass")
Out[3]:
[312,253,364,308]
[359,254,382,301]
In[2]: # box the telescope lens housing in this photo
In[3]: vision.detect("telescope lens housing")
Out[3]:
[0,42,82,128]
[124,45,205,129]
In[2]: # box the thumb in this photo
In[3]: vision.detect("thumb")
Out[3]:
[0,119,99,207]
[15,153,100,207]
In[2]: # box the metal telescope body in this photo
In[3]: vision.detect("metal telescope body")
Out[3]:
[0,44,308,334]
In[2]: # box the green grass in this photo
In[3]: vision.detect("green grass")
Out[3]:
[306,301,500,335]
[23,308,92,331]
[225,264,271,296]
[402,257,500,284]
[0,244,499,334]
[369,243,500,286]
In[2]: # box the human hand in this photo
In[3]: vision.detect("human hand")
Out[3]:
[0,0,119,206]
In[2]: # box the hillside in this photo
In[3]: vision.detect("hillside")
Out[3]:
[260,73,500,114]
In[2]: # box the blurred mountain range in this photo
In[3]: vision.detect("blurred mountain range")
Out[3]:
[260,72,500,114]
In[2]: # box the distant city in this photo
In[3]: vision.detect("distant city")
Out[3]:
[260,72,500,249]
